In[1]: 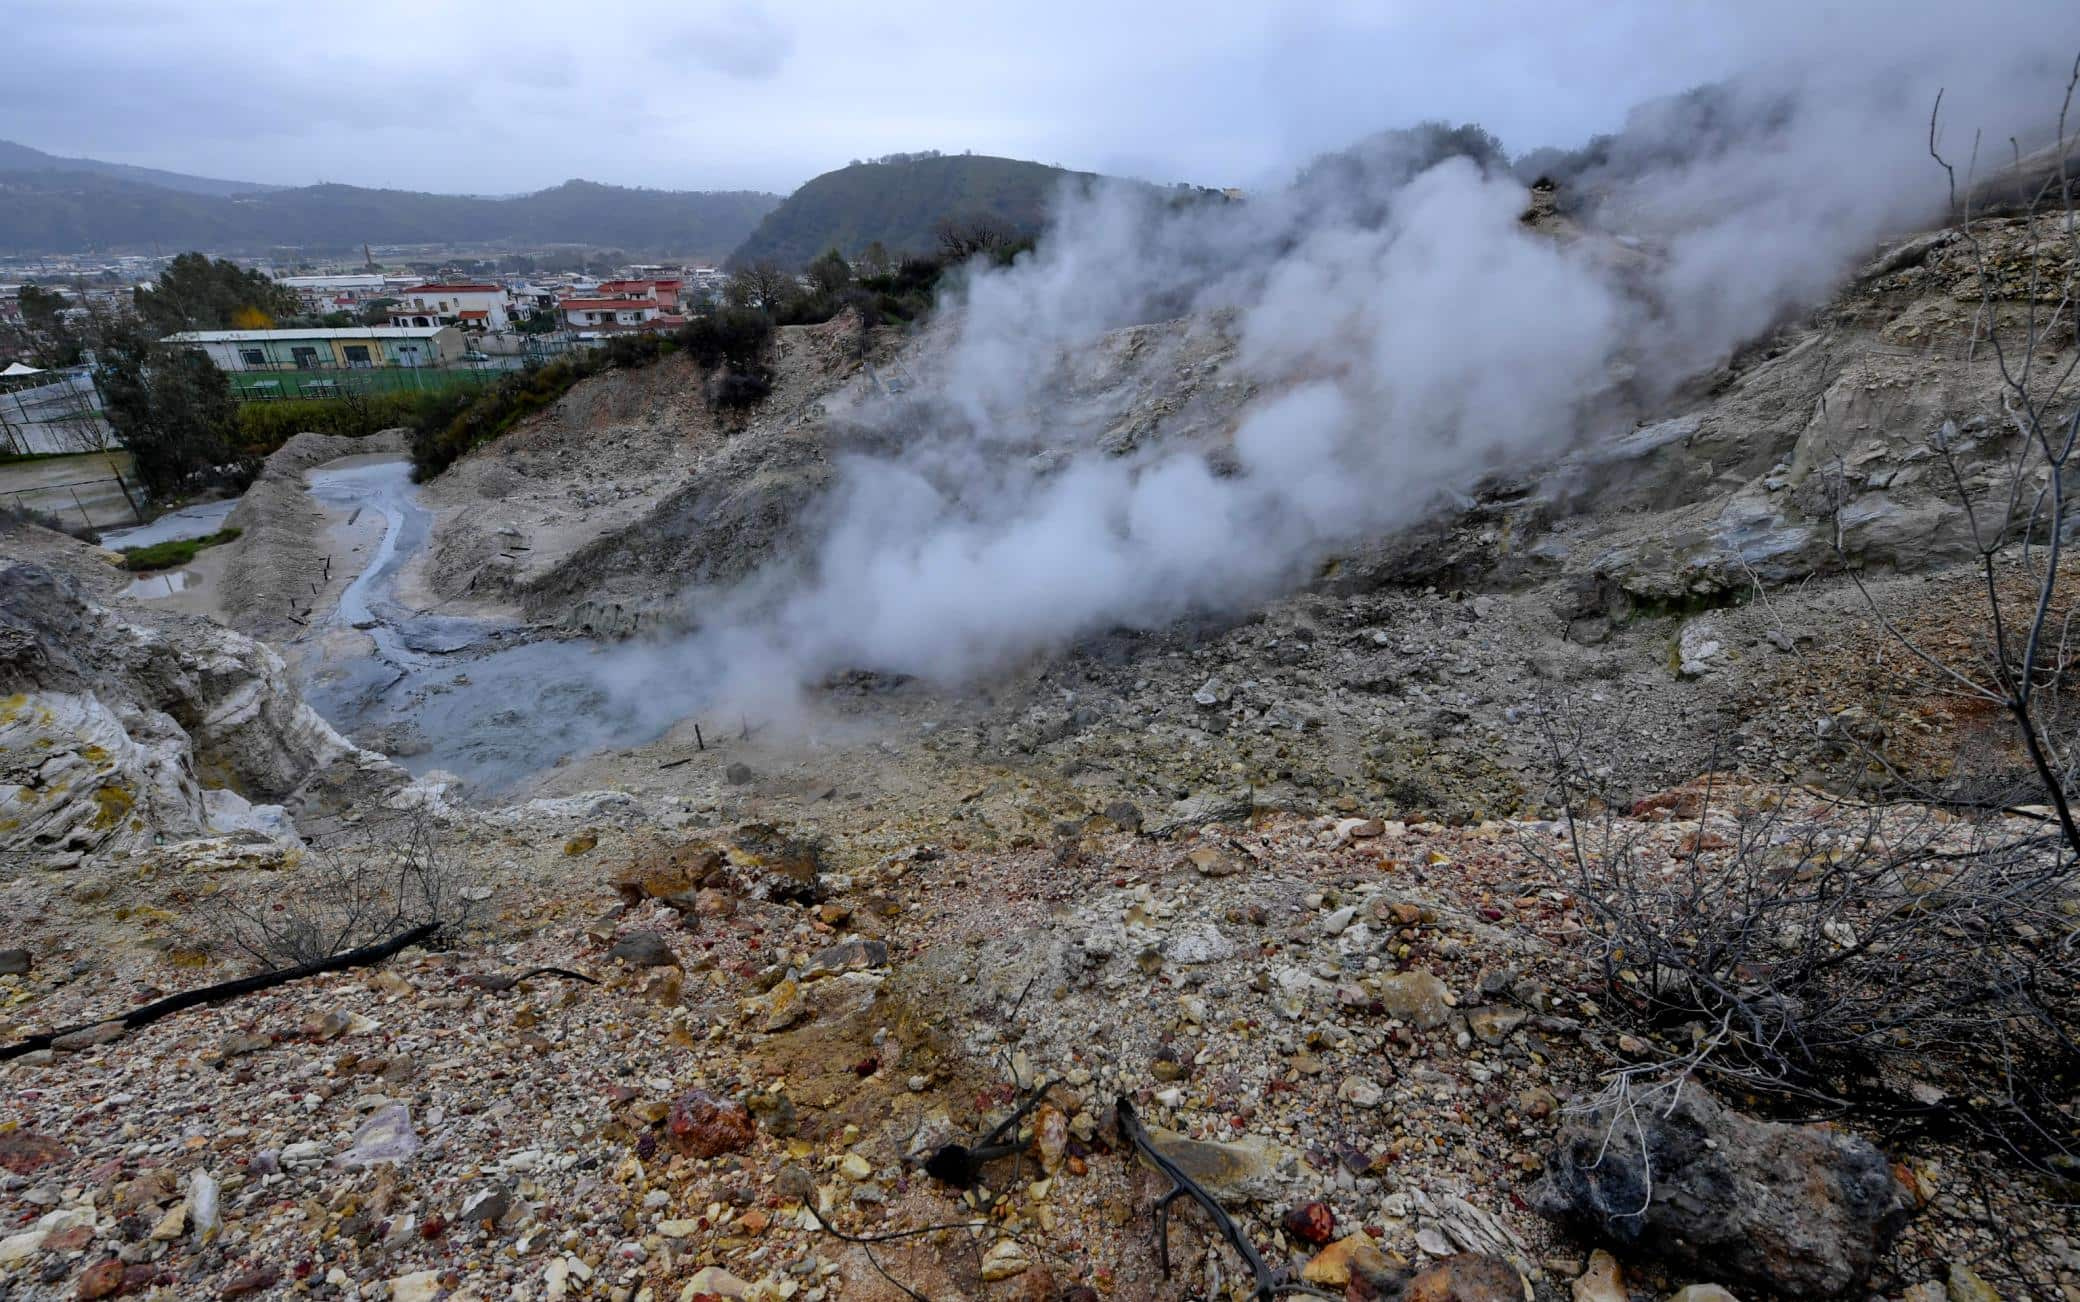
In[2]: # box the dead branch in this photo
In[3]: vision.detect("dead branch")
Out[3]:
[0,921,437,1062]
[1114,1095,1279,1302]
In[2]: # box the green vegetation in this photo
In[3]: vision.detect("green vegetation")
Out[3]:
[234,389,459,454]
[133,253,301,333]
[117,527,241,571]
[727,153,1094,269]
[95,317,244,496]
[0,169,781,256]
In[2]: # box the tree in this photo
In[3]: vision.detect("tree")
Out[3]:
[359,297,400,327]
[856,241,893,277]
[132,252,301,337]
[95,316,243,495]
[935,212,1020,263]
[16,285,82,367]
[725,261,794,310]
[806,248,853,295]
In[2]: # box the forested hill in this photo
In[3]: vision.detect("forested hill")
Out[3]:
[0,168,782,256]
[727,153,1096,269]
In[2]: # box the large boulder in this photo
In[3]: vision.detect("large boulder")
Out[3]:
[1533,1085,1911,1298]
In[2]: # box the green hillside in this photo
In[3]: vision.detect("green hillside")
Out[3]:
[0,171,781,257]
[728,153,1096,269]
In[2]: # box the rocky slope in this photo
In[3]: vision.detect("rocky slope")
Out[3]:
[0,525,403,872]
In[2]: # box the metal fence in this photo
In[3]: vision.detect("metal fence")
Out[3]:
[0,370,116,455]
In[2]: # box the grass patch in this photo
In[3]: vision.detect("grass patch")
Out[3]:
[118,527,242,572]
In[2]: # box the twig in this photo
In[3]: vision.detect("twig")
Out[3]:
[0,922,438,1062]
[1115,1096,1277,1302]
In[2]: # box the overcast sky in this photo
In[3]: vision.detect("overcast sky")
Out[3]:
[6,1,2076,197]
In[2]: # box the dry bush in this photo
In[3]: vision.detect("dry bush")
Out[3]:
[195,809,479,970]
[1533,62,2080,1185]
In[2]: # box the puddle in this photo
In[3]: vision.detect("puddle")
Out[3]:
[123,570,192,599]
[100,499,237,550]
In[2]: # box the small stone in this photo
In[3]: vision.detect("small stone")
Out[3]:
[1338,1076,1384,1108]
[980,1239,1032,1281]
[460,1184,512,1227]
[1302,1233,1395,1287]
[840,1152,873,1181]
[338,1102,420,1168]
[666,1089,756,1158]
[1187,846,1238,877]
[1467,1006,1527,1045]
[305,1010,351,1041]
[685,1265,754,1297]
[148,1203,186,1241]
[609,931,678,968]
[1572,1250,1625,1302]
[800,938,888,980]
[1321,906,1357,936]
[1283,1201,1336,1245]
[50,1021,124,1052]
[1667,1288,1741,1302]
[0,1132,73,1175]
[724,762,755,785]
[1407,1254,1522,1300]
[1946,1263,2000,1302]
[0,948,29,977]
[0,1230,45,1267]
[1377,970,1452,1029]
[75,1259,124,1300]
[388,1269,444,1302]
[219,1267,281,1298]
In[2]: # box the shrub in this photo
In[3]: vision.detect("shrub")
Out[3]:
[117,527,242,571]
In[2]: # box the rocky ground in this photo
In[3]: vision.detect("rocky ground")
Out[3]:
[3,210,2079,1300]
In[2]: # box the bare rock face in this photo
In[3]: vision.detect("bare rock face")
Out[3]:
[1533,1085,1911,1298]
[0,562,402,864]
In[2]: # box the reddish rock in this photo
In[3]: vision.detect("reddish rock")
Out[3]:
[74,1259,124,1300]
[1282,1200,1337,1245]
[45,1224,93,1252]
[1405,1253,1523,1301]
[666,1089,757,1158]
[0,1131,74,1175]
[219,1267,281,1299]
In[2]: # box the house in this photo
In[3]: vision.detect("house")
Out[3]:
[390,283,511,331]
[164,326,466,373]
[595,278,682,311]
[274,274,391,315]
[557,297,663,332]
[557,278,686,334]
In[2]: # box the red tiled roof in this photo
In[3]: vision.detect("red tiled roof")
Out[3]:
[559,298,657,311]
[457,309,489,319]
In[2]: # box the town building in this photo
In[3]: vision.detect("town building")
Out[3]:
[390,283,511,331]
[164,326,466,373]
[556,278,685,335]
[274,273,391,315]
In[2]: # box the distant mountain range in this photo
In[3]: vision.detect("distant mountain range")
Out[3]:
[728,153,1097,269]
[0,140,781,257]
[0,139,276,198]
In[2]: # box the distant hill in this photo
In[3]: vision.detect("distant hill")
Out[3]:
[0,138,274,197]
[729,153,1096,269]
[0,157,783,257]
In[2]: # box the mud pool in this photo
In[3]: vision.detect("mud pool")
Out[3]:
[298,458,697,793]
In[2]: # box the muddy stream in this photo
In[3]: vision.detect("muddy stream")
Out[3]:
[299,457,689,793]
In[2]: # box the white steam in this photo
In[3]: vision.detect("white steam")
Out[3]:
[614,19,2075,725]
